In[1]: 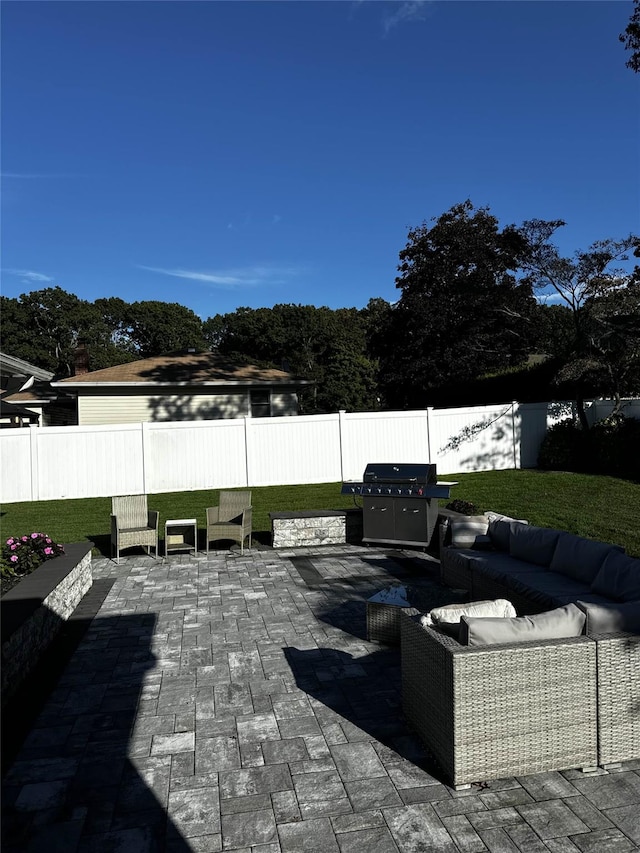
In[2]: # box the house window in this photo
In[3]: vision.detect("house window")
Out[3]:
[250,389,271,418]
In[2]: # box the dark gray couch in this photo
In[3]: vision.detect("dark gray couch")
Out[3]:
[440,515,640,617]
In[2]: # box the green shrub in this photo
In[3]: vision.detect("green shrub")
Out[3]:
[538,419,588,472]
[538,415,640,480]
[445,499,481,516]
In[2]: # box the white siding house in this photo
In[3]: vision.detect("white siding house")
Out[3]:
[51,350,311,426]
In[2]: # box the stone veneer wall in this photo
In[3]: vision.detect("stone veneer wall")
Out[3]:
[270,510,363,548]
[1,542,93,707]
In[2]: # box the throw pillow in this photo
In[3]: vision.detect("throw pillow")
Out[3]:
[509,524,561,567]
[577,600,640,635]
[422,598,517,641]
[459,603,586,646]
[591,551,640,602]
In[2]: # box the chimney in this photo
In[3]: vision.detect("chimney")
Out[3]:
[74,340,90,376]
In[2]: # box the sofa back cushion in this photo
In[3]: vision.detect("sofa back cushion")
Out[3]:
[577,599,640,635]
[449,517,490,549]
[460,603,586,646]
[591,551,640,602]
[509,524,561,567]
[550,533,623,584]
[486,513,528,552]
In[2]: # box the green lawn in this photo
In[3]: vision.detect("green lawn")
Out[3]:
[1,470,639,557]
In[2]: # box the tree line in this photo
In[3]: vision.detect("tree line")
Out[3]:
[2,202,638,424]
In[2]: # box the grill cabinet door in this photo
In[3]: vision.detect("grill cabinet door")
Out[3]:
[394,498,428,543]
[363,497,395,542]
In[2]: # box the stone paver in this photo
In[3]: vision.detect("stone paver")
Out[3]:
[2,544,640,852]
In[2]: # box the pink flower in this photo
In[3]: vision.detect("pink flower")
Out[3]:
[46,538,52,544]
[31,532,39,539]
[6,538,14,545]
[10,544,17,550]
[21,536,28,542]
[10,555,18,563]
[44,547,53,555]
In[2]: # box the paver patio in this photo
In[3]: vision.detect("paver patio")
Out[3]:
[2,544,640,852]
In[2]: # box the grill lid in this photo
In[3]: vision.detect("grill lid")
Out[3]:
[362,463,437,485]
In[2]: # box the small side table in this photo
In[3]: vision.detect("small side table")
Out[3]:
[164,518,197,557]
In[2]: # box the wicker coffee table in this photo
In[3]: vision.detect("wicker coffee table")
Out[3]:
[367,583,468,644]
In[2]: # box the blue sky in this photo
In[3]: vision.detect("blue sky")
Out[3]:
[2,1,638,320]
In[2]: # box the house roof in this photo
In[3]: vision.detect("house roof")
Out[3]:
[3,382,64,405]
[52,351,312,388]
[0,399,41,422]
[0,352,54,382]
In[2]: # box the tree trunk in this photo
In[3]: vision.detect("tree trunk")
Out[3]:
[576,394,590,430]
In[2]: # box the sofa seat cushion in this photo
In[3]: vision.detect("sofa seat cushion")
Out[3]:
[550,532,623,584]
[471,552,545,584]
[577,599,640,635]
[508,571,592,610]
[509,524,561,567]
[551,592,614,608]
[441,546,476,576]
[460,603,586,646]
[591,551,640,602]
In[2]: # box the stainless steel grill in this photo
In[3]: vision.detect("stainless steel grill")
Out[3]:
[342,463,455,548]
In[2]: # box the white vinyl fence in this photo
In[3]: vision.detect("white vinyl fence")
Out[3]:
[1,398,638,504]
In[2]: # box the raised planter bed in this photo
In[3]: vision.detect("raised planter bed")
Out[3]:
[1,542,93,708]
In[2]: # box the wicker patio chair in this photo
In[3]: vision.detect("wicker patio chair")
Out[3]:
[400,609,598,789]
[111,495,159,564]
[206,490,252,555]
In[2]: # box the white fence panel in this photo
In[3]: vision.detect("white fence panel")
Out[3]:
[2,397,639,504]
[143,419,248,494]
[339,411,430,481]
[0,430,33,503]
[35,423,144,500]
[246,414,342,486]
[588,398,640,424]
[429,404,518,474]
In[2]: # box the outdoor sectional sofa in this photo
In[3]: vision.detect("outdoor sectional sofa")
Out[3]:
[399,515,640,788]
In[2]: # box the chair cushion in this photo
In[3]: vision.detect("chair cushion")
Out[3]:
[577,599,640,635]
[550,532,623,584]
[460,603,586,646]
[509,524,561,567]
[591,551,640,602]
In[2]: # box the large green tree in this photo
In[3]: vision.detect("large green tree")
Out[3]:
[204,304,379,413]
[620,0,640,72]
[0,287,123,376]
[380,201,536,409]
[519,220,640,426]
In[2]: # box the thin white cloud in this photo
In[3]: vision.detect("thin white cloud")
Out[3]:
[1,172,81,179]
[137,264,301,289]
[383,1,431,35]
[4,268,55,283]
